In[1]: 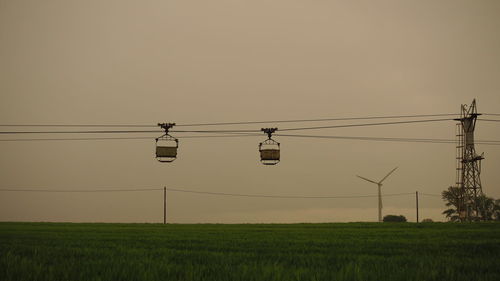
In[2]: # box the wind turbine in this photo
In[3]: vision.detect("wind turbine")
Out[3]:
[357,167,398,222]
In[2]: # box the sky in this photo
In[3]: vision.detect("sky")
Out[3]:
[1,0,499,223]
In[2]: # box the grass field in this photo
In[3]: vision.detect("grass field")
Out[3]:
[1,222,499,281]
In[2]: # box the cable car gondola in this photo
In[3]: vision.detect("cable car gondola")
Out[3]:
[259,128,280,165]
[155,123,178,163]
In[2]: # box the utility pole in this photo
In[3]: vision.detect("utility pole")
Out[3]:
[164,186,167,224]
[416,191,419,223]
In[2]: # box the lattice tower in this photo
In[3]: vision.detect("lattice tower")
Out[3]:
[454,99,484,221]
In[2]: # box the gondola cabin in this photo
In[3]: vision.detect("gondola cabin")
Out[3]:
[156,136,178,162]
[259,128,280,165]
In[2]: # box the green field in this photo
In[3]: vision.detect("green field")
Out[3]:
[1,222,499,281]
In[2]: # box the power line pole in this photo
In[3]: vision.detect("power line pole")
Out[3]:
[163,186,167,224]
[454,99,484,221]
[416,191,419,223]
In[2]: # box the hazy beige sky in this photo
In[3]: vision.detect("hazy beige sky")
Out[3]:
[1,0,499,223]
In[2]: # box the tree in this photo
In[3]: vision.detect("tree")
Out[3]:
[494,199,500,221]
[476,196,500,221]
[476,195,495,221]
[442,187,500,221]
[442,187,462,222]
[383,215,407,222]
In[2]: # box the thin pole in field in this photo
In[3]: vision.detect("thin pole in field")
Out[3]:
[416,191,419,223]
[164,186,167,224]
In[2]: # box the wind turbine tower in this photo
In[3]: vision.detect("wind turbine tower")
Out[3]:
[357,167,398,222]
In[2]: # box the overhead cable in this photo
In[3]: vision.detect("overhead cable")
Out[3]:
[275,134,500,145]
[3,113,498,129]
[0,134,261,142]
[173,118,455,133]
[175,113,458,127]
[0,113,458,128]
[0,137,153,142]
[0,124,156,128]
[2,134,499,145]
[0,187,415,199]
[420,193,442,197]
[0,188,162,192]
[0,130,162,135]
[165,188,414,199]
[276,118,452,132]
[478,119,500,122]
[0,118,456,135]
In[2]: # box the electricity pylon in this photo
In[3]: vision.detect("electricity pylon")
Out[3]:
[357,167,398,222]
[454,99,484,221]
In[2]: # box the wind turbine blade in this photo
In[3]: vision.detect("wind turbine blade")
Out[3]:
[379,167,398,184]
[356,175,378,184]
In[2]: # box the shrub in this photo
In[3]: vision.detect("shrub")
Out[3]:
[383,215,407,222]
[422,218,433,223]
